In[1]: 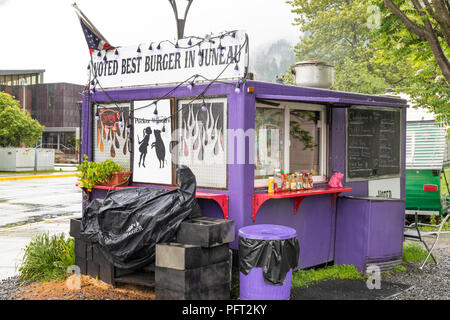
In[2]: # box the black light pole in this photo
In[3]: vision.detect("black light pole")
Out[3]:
[168,0,194,39]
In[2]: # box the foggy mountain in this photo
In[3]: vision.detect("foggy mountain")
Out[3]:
[249,39,296,83]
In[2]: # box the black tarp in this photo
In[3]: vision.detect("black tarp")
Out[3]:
[80,166,202,270]
[239,236,299,285]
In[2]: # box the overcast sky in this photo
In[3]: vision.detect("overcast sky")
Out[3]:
[0,0,300,85]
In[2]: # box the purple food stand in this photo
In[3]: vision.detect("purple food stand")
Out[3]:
[81,79,408,271]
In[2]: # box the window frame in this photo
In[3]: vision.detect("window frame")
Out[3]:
[254,101,328,188]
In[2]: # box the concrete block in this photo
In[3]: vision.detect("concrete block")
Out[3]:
[155,260,231,292]
[156,243,230,270]
[176,217,235,247]
[69,218,81,239]
[93,245,114,285]
[75,255,87,275]
[114,267,134,278]
[156,243,204,270]
[155,283,230,300]
[87,260,99,279]
[86,243,94,261]
[74,239,87,259]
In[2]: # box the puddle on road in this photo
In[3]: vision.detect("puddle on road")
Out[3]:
[2,202,76,213]
[0,211,79,229]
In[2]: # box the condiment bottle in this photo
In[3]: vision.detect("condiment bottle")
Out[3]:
[274,169,282,193]
[290,174,297,191]
[268,177,275,194]
[295,172,303,190]
[303,172,309,189]
[280,170,287,191]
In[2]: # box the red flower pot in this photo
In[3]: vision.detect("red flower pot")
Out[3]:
[97,171,132,187]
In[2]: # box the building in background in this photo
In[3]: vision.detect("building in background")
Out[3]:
[0,70,84,157]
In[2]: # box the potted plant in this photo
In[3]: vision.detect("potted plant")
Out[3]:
[77,155,131,191]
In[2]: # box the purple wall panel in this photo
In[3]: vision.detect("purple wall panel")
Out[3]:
[253,195,336,268]
[335,198,405,272]
[334,199,369,271]
[367,201,405,258]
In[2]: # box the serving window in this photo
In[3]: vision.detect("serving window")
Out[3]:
[177,98,228,189]
[255,101,327,188]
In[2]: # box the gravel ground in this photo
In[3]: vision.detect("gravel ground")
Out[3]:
[0,276,20,300]
[383,234,450,300]
[1,235,448,300]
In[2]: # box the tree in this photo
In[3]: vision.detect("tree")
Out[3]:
[374,0,449,124]
[286,0,449,124]
[286,0,407,93]
[383,0,450,83]
[0,92,44,147]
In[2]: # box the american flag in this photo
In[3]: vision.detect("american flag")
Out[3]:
[73,3,114,54]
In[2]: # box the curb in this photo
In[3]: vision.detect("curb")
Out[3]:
[0,173,78,181]
[0,214,81,232]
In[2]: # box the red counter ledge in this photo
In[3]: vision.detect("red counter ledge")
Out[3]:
[78,185,229,220]
[252,186,352,222]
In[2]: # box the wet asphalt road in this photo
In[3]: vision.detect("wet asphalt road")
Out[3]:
[0,177,81,280]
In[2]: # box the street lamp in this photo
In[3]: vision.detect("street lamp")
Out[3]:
[168,0,194,39]
[19,78,27,112]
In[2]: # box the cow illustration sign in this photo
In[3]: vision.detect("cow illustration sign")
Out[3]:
[133,99,172,185]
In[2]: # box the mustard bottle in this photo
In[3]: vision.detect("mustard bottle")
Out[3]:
[268,177,275,194]
[290,174,297,191]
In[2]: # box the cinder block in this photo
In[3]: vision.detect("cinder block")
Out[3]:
[69,218,81,239]
[93,245,114,285]
[156,243,203,270]
[114,267,134,278]
[74,239,87,259]
[86,243,94,261]
[208,245,230,265]
[87,260,99,279]
[200,283,231,300]
[75,255,87,275]
[156,243,230,270]
[155,282,230,300]
[155,260,231,292]
[176,217,235,247]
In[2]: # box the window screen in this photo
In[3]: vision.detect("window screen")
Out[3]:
[93,103,131,170]
[177,98,227,189]
[289,110,321,175]
[255,107,284,179]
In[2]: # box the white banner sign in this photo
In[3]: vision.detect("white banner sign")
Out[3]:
[90,31,248,89]
[133,100,172,185]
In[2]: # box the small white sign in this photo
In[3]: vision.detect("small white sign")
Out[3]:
[133,100,172,185]
[90,31,248,89]
[368,178,401,199]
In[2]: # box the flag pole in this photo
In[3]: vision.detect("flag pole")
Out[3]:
[72,2,111,45]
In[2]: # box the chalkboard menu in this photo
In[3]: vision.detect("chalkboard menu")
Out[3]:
[347,106,401,180]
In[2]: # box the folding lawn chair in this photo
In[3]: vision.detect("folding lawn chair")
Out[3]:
[404,212,450,269]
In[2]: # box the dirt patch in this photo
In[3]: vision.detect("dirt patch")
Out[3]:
[12,275,155,300]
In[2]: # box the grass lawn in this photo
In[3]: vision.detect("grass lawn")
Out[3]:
[288,242,432,289]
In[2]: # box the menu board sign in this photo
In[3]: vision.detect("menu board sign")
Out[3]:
[346,106,402,181]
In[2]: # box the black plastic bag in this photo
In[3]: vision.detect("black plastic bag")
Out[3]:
[239,236,299,285]
[80,166,202,270]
